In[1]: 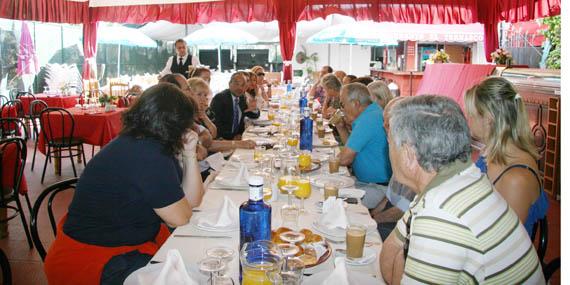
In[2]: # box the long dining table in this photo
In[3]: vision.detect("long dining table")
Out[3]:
[149,119,385,284]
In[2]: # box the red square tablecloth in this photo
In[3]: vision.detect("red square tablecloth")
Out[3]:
[38,107,125,154]
[1,142,28,195]
[19,94,80,115]
[415,63,496,109]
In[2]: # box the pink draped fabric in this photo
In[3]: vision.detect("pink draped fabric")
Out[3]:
[17,21,39,76]
[82,21,98,79]
[415,63,496,108]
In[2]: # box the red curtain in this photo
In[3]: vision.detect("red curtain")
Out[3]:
[0,0,86,24]
[82,21,98,79]
[90,0,275,24]
[275,0,306,82]
[299,0,479,24]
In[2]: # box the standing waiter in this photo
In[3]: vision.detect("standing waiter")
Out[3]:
[159,39,200,79]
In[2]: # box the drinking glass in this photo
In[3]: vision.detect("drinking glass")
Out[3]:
[254,145,266,162]
[240,241,284,285]
[281,257,305,285]
[345,224,367,260]
[286,134,299,151]
[199,257,226,285]
[328,154,340,174]
[323,183,339,200]
[297,151,311,172]
[294,177,311,213]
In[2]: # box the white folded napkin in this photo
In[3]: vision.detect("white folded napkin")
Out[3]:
[319,197,349,230]
[339,188,366,199]
[321,258,350,285]
[205,152,225,171]
[197,196,239,229]
[229,162,249,186]
[137,249,197,285]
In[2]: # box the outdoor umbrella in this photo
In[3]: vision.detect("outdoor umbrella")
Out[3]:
[306,22,398,73]
[184,22,258,71]
[97,24,158,76]
[17,21,39,92]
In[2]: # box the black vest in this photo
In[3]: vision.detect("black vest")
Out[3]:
[170,55,193,78]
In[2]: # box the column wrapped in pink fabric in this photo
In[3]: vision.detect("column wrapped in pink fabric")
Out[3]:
[415,63,496,108]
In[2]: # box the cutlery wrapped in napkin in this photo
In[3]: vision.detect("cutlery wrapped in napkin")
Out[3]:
[228,162,249,186]
[197,196,239,229]
[137,249,197,285]
[321,258,350,285]
[319,197,349,230]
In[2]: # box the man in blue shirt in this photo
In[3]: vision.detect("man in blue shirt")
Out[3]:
[335,83,392,209]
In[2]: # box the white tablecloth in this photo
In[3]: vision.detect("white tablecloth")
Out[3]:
[149,128,385,284]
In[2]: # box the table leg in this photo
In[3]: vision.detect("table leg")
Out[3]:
[54,148,61,175]
[0,206,7,238]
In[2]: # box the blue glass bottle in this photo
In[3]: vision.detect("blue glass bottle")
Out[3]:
[299,91,308,109]
[300,107,313,151]
[239,176,272,279]
[286,80,292,93]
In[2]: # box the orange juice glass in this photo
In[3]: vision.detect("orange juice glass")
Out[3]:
[298,151,312,171]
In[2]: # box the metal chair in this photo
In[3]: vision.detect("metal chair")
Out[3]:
[39,108,87,184]
[30,178,77,261]
[0,248,12,285]
[0,137,33,248]
[0,96,8,107]
[29,100,49,171]
[1,100,25,119]
[531,217,561,281]
[0,118,29,140]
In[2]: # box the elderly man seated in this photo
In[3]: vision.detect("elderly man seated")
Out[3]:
[380,95,544,284]
[210,72,260,140]
[335,83,391,209]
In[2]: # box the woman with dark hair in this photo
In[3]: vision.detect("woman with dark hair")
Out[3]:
[44,83,205,285]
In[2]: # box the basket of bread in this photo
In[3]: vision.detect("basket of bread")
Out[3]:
[271,227,332,268]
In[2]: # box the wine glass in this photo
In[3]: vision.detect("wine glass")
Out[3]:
[199,257,226,285]
[294,176,311,213]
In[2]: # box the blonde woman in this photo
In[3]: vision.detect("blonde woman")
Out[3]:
[187,77,217,138]
[251,65,271,100]
[464,77,548,236]
[367,81,394,109]
[188,77,256,152]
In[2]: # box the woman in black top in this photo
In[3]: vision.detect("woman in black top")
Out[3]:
[45,83,205,285]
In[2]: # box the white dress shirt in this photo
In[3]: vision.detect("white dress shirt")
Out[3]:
[159,53,200,78]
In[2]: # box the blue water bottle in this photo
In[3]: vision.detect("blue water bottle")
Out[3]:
[300,107,313,151]
[286,80,292,93]
[239,176,272,279]
[299,91,308,109]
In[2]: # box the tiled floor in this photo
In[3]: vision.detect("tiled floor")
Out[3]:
[0,141,561,284]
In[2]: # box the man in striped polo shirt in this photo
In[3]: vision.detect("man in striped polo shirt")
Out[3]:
[380,95,544,284]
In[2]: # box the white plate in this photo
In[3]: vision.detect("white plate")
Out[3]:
[249,126,271,134]
[339,188,366,199]
[313,139,339,148]
[252,119,272,126]
[216,175,249,188]
[124,263,207,285]
[311,175,355,188]
[303,270,381,285]
[192,222,239,233]
[312,221,346,239]
[335,247,377,266]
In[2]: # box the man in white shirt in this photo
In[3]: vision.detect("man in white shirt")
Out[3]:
[159,39,200,79]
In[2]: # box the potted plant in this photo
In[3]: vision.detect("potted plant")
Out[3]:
[428,49,450,64]
[98,93,118,112]
[490,48,513,66]
[295,45,319,80]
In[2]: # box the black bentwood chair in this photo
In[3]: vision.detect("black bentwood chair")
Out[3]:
[39,108,87,184]
[30,178,78,261]
[0,137,34,248]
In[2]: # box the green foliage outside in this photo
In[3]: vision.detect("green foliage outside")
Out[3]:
[541,16,560,69]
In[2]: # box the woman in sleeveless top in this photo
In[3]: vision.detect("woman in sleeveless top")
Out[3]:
[465,77,548,236]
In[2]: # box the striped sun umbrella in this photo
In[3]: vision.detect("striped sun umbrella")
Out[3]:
[17,21,39,76]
